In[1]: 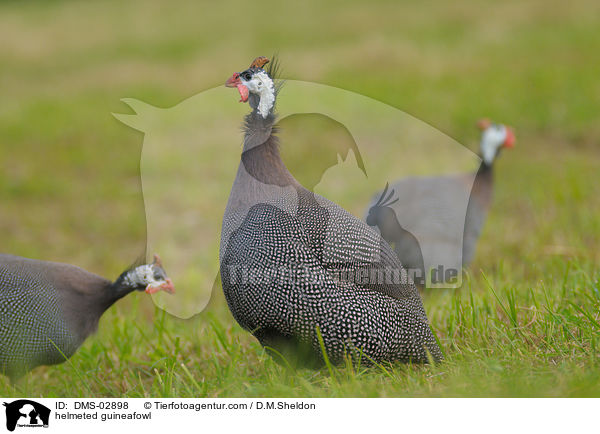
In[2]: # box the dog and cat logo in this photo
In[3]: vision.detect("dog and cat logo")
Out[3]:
[2,400,50,431]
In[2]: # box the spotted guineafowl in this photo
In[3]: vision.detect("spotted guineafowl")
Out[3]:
[365,119,515,285]
[219,56,442,367]
[0,253,174,379]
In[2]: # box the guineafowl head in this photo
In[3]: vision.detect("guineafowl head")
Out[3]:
[477,118,516,166]
[113,254,175,296]
[225,56,277,118]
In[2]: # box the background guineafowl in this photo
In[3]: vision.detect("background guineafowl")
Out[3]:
[365,119,515,285]
[219,56,442,367]
[463,119,515,264]
[0,253,174,380]
[366,183,425,287]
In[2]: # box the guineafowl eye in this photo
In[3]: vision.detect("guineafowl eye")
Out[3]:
[241,71,252,81]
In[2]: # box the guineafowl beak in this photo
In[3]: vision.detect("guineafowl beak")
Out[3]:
[145,278,175,295]
[225,73,249,103]
[225,72,240,87]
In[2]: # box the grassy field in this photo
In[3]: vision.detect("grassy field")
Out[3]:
[1,0,599,397]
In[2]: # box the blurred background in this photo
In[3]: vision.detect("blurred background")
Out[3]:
[1,0,599,396]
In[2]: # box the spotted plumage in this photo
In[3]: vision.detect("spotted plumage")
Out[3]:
[220,57,442,366]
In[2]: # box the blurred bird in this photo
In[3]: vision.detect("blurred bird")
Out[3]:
[365,119,515,286]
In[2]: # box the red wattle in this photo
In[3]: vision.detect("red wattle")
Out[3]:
[504,127,516,148]
[237,84,249,103]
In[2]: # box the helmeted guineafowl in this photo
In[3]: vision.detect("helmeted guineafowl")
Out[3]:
[0,253,174,379]
[219,56,442,367]
[365,119,515,285]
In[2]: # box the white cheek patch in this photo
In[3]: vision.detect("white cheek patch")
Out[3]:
[125,264,159,288]
[240,79,255,92]
[480,125,507,165]
[243,71,275,118]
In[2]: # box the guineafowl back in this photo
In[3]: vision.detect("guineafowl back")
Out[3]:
[222,188,443,366]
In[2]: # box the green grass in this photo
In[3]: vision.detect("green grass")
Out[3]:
[2,265,599,397]
[1,0,599,397]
